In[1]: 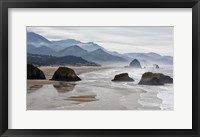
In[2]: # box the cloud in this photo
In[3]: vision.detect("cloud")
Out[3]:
[27,26,173,56]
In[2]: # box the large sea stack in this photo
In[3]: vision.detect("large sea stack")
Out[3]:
[153,64,159,69]
[27,64,46,79]
[129,59,141,68]
[138,72,173,85]
[51,67,81,81]
[112,73,134,82]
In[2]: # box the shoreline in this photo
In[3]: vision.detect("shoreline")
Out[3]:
[28,66,110,85]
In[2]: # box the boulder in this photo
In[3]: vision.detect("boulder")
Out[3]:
[138,72,173,85]
[51,67,81,81]
[129,59,141,68]
[27,64,46,79]
[112,73,134,82]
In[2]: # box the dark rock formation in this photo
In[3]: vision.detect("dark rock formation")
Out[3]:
[27,64,46,79]
[129,59,141,68]
[153,64,159,69]
[112,73,134,82]
[138,72,173,85]
[51,67,81,81]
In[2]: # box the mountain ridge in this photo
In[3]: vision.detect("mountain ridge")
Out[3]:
[27,31,173,66]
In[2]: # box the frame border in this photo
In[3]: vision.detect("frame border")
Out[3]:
[0,0,199,137]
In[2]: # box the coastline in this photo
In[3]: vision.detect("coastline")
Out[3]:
[27,66,173,110]
[27,66,110,85]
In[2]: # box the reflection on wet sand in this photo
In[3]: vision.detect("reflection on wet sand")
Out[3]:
[27,85,43,94]
[53,82,76,93]
[65,95,98,102]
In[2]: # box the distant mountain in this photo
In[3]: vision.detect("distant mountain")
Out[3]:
[27,32,173,66]
[51,39,82,51]
[163,56,173,60]
[27,31,106,51]
[78,42,103,52]
[82,48,128,64]
[27,32,53,47]
[145,52,162,59]
[124,52,163,60]
[27,53,99,66]
[124,52,173,65]
[27,44,57,56]
[58,45,88,57]
[106,51,132,61]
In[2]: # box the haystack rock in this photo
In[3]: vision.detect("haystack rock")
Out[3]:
[153,64,159,69]
[27,64,46,79]
[129,59,141,68]
[138,72,173,85]
[112,73,134,82]
[51,67,81,81]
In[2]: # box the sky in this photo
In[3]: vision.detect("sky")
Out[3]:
[27,26,174,56]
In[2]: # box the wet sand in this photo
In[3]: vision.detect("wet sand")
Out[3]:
[65,95,98,102]
[27,66,173,110]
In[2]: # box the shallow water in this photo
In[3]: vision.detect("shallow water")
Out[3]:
[27,67,173,110]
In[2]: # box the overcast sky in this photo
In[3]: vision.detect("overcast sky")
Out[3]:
[27,26,173,56]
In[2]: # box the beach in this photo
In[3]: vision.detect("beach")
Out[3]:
[27,66,173,110]
[28,66,109,85]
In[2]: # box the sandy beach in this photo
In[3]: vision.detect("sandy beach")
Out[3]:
[27,66,173,110]
[27,66,109,85]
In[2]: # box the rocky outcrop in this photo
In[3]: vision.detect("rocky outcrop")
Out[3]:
[129,59,141,68]
[51,67,81,81]
[112,73,134,82]
[153,64,159,69]
[27,64,46,79]
[138,72,173,85]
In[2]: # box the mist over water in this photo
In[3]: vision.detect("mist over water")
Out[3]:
[27,66,173,110]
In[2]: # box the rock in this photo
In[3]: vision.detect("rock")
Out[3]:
[163,76,173,83]
[51,67,81,81]
[112,73,134,82]
[27,64,46,79]
[138,72,173,85]
[153,64,159,69]
[129,59,141,68]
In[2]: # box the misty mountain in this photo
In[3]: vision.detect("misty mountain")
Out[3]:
[78,42,103,52]
[163,56,173,60]
[124,52,173,65]
[27,53,99,66]
[106,51,133,61]
[28,32,105,52]
[82,48,128,64]
[27,32,53,48]
[27,44,57,56]
[51,39,82,51]
[27,32,173,66]
[51,41,104,52]
[58,45,88,57]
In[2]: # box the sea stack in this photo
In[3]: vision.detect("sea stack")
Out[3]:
[153,64,159,69]
[129,59,142,68]
[51,67,81,81]
[138,72,173,85]
[112,73,134,82]
[27,64,46,79]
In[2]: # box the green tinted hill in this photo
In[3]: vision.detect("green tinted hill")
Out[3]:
[27,53,100,66]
